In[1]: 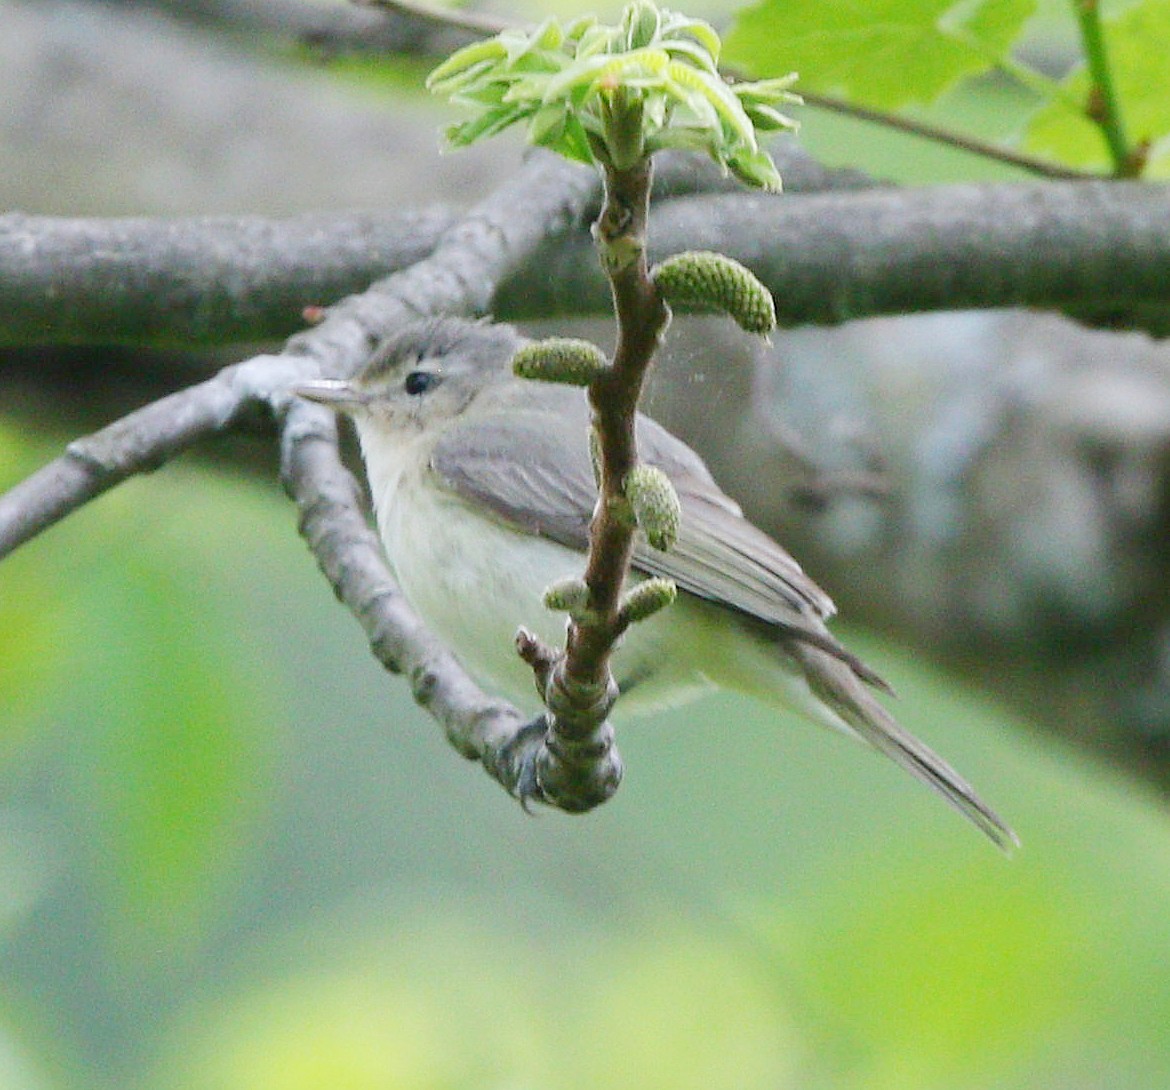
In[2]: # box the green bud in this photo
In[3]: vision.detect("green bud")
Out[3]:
[620,577,677,625]
[624,464,681,552]
[512,338,610,386]
[543,576,592,617]
[652,251,776,335]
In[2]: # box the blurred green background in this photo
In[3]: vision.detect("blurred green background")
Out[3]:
[4,415,1170,1089]
[4,0,1170,1087]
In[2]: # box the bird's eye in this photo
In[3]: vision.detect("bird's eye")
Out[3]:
[404,370,440,396]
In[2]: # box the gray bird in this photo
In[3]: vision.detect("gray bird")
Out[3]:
[296,317,1015,848]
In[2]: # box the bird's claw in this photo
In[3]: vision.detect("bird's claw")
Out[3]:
[500,714,551,813]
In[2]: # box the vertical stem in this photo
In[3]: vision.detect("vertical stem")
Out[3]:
[1073,0,1138,177]
[559,154,668,692]
[524,153,669,812]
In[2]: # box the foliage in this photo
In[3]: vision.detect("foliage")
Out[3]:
[726,0,1170,176]
[426,1,799,187]
[728,0,1037,110]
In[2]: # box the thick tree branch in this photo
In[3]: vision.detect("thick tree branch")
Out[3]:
[0,209,456,348]
[500,180,1170,334]
[5,179,1169,351]
[106,0,483,56]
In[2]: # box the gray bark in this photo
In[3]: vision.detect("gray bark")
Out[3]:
[6,174,1168,349]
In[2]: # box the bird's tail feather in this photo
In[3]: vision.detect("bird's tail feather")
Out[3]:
[793,644,1018,852]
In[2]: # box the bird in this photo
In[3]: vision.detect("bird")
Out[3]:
[295,316,1015,849]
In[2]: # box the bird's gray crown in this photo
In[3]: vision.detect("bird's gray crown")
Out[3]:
[358,317,525,389]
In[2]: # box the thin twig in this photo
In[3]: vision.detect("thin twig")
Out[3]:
[797,90,1097,181]
[0,359,293,559]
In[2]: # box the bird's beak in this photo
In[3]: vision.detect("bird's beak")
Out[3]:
[292,379,368,411]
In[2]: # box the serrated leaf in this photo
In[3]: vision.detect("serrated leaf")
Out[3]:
[645,124,722,156]
[501,24,545,65]
[558,114,601,164]
[445,104,531,148]
[532,16,564,52]
[577,21,621,59]
[452,80,509,108]
[660,12,723,62]
[426,38,508,92]
[725,0,1037,109]
[565,15,598,41]
[659,80,720,131]
[645,91,669,128]
[1023,0,1170,176]
[527,101,567,146]
[735,74,801,104]
[659,35,721,74]
[743,102,799,132]
[667,61,757,147]
[587,48,673,95]
[729,146,784,190]
[625,0,662,49]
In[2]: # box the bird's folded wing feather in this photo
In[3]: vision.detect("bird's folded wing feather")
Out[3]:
[429,395,869,666]
[430,391,1013,847]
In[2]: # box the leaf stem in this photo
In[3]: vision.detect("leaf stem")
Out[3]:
[1072,0,1139,177]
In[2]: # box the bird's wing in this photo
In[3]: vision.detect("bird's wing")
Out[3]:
[429,392,865,668]
[431,389,1015,848]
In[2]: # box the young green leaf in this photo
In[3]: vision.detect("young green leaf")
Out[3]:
[426,2,795,190]
[725,0,1037,110]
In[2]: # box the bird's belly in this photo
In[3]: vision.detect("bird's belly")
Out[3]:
[382,479,716,716]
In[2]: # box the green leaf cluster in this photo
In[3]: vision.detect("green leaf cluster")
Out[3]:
[726,0,1170,178]
[426,0,798,189]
